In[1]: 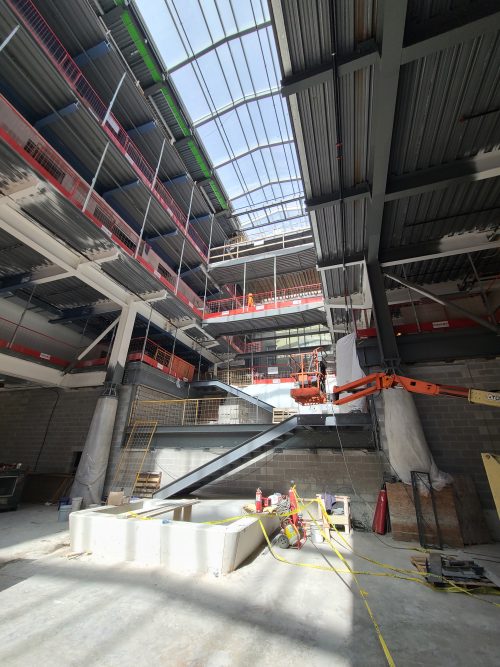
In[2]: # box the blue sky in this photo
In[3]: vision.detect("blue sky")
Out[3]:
[136,0,308,238]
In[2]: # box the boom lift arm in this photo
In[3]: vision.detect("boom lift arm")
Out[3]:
[333,372,500,409]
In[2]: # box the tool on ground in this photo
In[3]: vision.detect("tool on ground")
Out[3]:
[290,348,327,405]
[333,372,500,408]
[257,483,307,549]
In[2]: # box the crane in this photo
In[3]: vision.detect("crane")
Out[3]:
[333,372,500,408]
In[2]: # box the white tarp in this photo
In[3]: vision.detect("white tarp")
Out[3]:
[383,389,452,490]
[335,333,367,413]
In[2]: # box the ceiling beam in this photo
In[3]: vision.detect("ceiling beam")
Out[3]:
[168,21,272,74]
[308,151,500,213]
[380,231,500,267]
[193,89,280,128]
[325,277,500,309]
[318,230,500,271]
[281,5,500,98]
[209,243,314,272]
[384,271,499,334]
[386,150,500,201]
[0,265,72,294]
[305,184,370,212]
[214,139,295,170]
[281,41,380,96]
[402,3,500,64]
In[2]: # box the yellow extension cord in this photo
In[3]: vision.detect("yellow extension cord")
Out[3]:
[201,488,500,667]
[126,491,499,666]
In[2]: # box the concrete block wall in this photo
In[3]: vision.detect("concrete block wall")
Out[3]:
[374,358,500,536]
[136,446,387,526]
[0,387,100,473]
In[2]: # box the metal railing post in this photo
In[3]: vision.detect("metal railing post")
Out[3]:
[141,307,152,361]
[274,255,277,307]
[9,285,36,348]
[242,262,247,311]
[134,197,152,259]
[0,24,19,54]
[175,181,195,294]
[102,72,126,127]
[82,141,109,212]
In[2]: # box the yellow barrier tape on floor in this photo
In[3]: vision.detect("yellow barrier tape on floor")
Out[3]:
[293,489,396,667]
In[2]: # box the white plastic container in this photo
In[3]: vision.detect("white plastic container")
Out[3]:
[310,523,324,544]
[71,497,83,511]
[58,505,72,522]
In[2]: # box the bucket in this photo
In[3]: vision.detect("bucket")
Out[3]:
[71,497,83,511]
[310,523,324,544]
[58,505,72,522]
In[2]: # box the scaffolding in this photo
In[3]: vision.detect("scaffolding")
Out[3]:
[109,420,158,496]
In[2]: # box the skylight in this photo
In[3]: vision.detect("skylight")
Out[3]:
[136,0,308,240]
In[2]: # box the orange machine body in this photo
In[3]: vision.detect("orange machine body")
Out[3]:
[290,348,327,405]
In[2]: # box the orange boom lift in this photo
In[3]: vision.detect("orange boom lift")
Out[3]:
[333,372,500,408]
[290,348,327,405]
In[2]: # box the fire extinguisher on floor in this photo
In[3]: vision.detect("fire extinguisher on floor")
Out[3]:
[255,487,263,513]
[372,484,388,535]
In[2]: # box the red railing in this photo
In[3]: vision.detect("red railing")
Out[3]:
[127,337,195,381]
[0,315,86,367]
[0,320,195,381]
[356,297,500,337]
[357,315,500,338]
[7,0,208,260]
[0,94,203,316]
[205,283,323,314]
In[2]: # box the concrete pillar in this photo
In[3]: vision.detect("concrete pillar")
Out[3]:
[71,305,137,505]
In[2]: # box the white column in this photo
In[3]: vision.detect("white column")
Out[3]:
[72,305,137,505]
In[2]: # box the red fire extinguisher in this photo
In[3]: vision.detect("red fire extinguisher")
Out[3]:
[255,487,263,513]
[372,486,388,535]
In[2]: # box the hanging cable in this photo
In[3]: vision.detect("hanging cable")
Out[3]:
[329,3,358,338]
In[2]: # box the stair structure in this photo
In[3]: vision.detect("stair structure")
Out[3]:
[154,415,301,498]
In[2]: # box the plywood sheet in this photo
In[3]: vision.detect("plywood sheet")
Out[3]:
[386,481,463,547]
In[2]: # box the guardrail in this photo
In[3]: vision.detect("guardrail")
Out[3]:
[130,396,270,426]
[205,283,323,314]
[0,94,203,315]
[7,0,209,260]
[0,320,195,381]
[210,228,312,263]
[127,337,195,381]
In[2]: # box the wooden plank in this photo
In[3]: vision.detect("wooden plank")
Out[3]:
[386,482,463,547]
[452,474,491,545]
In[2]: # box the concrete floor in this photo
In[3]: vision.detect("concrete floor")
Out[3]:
[0,504,499,667]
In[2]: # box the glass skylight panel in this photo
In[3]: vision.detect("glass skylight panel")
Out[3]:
[137,0,308,239]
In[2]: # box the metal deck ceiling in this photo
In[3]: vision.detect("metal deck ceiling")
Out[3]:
[208,244,317,284]
[246,268,320,295]
[381,179,500,248]
[0,228,51,278]
[19,275,105,310]
[0,137,199,323]
[0,0,223,259]
[204,307,326,337]
[272,0,500,357]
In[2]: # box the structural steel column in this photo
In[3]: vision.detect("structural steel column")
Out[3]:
[72,305,137,505]
[366,263,400,370]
